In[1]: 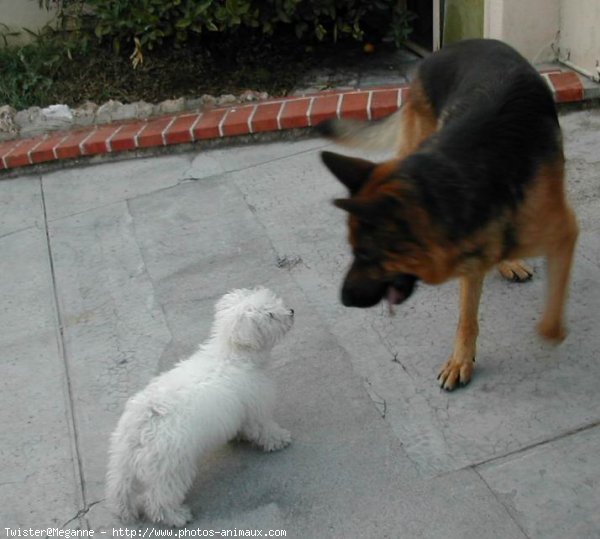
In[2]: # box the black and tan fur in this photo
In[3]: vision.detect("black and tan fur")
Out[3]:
[317,39,578,390]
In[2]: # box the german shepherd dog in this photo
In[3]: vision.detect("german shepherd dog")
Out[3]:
[317,39,578,390]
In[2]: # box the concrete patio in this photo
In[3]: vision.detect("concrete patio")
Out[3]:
[1,107,599,538]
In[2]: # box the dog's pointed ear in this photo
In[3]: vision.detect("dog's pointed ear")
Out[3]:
[333,197,380,220]
[321,151,375,195]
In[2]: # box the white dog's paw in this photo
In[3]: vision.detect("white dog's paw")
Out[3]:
[260,427,291,452]
[161,504,193,528]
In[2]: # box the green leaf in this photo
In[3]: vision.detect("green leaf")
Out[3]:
[315,23,326,41]
[175,18,191,29]
[295,21,307,38]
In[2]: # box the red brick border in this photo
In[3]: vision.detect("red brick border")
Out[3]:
[0,71,588,172]
[548,72,585,103]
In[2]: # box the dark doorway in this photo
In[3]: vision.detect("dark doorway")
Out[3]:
[406,0,435,51]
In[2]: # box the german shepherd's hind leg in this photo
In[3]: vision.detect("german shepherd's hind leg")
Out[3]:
[438,273,484,391]
[537,209,578,342]
[497,260,533,282]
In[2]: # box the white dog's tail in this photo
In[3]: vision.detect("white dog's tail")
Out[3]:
[105,417,140,522]
[105,468,138,522]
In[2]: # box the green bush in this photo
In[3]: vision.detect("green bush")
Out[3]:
[0,36,65,109]
[82,0,413,54]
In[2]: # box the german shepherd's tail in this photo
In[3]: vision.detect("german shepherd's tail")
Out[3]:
[315,108,405,152]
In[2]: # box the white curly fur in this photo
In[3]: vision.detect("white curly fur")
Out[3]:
[105,287,294,526]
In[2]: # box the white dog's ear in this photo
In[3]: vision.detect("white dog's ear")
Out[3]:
[230,309,263,350]
[216,289,249,314]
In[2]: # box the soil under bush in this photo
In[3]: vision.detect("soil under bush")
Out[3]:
[6,30,385,109]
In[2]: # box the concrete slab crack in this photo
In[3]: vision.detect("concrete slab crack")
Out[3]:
[472,467,531,539]
[471,418,600,470]
[124,197,177,371]
[40,176,87,513]
[364,377,387,419]
[56,500,103,532]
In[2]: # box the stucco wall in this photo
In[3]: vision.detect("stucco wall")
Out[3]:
[0,0,58,44]
[484,0,560,63]
[559,0,600,80]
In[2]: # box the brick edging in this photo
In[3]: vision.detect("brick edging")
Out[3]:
[0,70,589,172]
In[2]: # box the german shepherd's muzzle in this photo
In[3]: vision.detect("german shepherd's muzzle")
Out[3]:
[341,261,417,309]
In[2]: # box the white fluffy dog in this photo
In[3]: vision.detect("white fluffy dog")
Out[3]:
[105,287,294,526]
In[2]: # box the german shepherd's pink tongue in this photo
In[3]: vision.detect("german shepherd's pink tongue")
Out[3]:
[386,286,405,305]
[386,275,418,314]
[386,286,404,316]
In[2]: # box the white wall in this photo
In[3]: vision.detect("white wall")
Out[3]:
[559,0,600,80]
[484,0,560,63]
[0,0,58,44]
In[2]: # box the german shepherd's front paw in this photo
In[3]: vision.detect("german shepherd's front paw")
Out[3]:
[437,356,475,391]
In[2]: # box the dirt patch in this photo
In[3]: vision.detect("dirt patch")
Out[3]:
[26,32,359,108]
